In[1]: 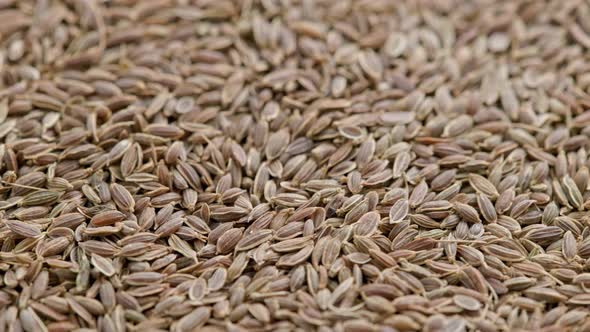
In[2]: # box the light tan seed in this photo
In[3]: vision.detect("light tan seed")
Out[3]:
[235,230,273,251]
[563,175,584,210]
[389,199,409,224]
[468,174,499,198]
[354,211,380,236]
[175,307,211,332]
[20,307,48,332]
[562,231,577,260]
[453,295,482,311]
[110,183,135,212]
[91,254,116,277]
[476,193,496,223]
[4,220,41,238]
[453,203,481,223]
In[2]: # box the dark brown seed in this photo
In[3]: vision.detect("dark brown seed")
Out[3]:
[91,210,126,227]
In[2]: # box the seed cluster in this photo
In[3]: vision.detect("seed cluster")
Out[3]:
[2,0,590,331]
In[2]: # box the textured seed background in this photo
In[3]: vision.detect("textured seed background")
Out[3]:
[1,0,590,331]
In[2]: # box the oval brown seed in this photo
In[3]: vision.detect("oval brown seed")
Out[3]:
[389,199,409,224]
[91,210,126,227]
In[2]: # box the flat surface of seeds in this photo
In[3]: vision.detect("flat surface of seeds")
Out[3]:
[2,0,590,331]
